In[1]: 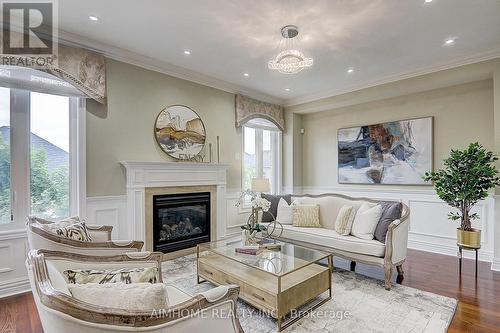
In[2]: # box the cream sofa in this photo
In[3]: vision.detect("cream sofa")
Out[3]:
[27,250,244,333]
[278,193,410,290]
[27,216,144,256]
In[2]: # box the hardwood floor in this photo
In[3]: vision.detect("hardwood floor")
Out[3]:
[1,249,499,332]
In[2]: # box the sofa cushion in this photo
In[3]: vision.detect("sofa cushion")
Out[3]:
[68,282,168,311]
[293,196,374,229]
[261,194,292,222]
[281,224,386,257]
[351,203,383,240]
[293,204,321,227]
[374,201,403,243]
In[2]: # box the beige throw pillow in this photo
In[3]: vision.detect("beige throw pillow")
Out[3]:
[292,204,321,227]
[351,203,383,240]
[334,205,356,235]
[63,267,158,284]
[68,283,168,311]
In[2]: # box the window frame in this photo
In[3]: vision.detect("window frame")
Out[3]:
[0,88,86,230]
[241,121,282,200]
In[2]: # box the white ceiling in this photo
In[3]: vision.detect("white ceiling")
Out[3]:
[58,0,500,105]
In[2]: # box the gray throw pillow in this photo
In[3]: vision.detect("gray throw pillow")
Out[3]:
[261,194,292,222]
[374,201,402,243]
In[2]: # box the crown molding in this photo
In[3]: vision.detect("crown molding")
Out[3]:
[285,49,500,109]
[56,30,285,105]
[56,29,500,110]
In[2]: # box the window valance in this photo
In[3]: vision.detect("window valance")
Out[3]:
[235,94,284,131]
[2,31,106,104]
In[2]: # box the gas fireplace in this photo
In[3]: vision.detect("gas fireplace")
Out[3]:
[152,192,210,253]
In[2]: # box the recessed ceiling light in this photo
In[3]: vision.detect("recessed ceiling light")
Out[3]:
[285,88,290,92]
[243,73,249,77]
[444,38,455,45]
[425,0,433,3]
[347,68,354,73]
[183,50,191,55]
[88,15,99,21]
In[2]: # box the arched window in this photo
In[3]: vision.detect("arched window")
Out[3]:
[242,118,281,194]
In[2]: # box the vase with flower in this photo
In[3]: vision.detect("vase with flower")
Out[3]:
[236,178,272,245]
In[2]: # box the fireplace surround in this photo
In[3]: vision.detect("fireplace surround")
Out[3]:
[120,161,228,254]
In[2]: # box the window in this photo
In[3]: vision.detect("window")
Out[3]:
[0,87,11,224]
[30,92,70,219]
[0,87,84,225]
[242,118,281,194]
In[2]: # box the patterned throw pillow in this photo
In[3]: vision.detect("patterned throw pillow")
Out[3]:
[53,222,92,241]
[63,267,159,284]
[292,204,321,228]
[334,205,356,235]
[34,216,92,241]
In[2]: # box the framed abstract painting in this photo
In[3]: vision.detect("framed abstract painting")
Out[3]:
[337,117,433,185]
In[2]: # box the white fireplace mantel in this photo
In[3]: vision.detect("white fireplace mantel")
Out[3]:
[120,161,229,243]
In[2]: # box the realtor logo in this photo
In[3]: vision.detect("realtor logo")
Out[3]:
[1,0,57,67]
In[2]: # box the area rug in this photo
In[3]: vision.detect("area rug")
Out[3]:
[162,255,457,333]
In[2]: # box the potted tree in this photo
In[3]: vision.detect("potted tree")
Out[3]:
[423,142,500,249]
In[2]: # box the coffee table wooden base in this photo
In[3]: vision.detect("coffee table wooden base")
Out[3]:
[197,251,333,332]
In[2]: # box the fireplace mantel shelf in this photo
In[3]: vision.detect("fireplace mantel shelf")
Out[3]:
[120,161,229,170]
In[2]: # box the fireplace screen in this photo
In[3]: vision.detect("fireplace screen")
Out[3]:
[153,192,210,253]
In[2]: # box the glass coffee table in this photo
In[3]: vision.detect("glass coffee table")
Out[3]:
[197,239,332,331]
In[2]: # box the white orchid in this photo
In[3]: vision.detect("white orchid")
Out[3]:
[251,197,271,212]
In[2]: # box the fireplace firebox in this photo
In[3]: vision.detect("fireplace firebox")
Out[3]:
[152,192,210,253]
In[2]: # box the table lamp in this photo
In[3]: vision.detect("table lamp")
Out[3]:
[251,178,270,194]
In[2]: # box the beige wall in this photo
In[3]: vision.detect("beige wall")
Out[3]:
[299,79,494,188]
[282,111,303,190]
[86,59,242,196]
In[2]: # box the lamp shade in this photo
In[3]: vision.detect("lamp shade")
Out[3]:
[251,178,270,193]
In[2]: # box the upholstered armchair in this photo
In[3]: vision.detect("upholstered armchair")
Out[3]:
[27,250,243,333]
[27,216,144,256]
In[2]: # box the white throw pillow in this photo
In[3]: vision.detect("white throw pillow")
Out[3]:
[351,203,383,240]
[37,216,81,231]
[276,198,295,225]
[68,282,169,311]
[334,205,356,236]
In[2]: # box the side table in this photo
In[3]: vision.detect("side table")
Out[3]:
[458,245,479,278]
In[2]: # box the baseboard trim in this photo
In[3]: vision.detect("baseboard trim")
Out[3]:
[491,258,500,271]
[408,239,493,262]
[0,277,31,299]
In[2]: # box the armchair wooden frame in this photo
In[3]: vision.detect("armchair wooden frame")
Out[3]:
[27,216,144,251]
[27,249,244,331]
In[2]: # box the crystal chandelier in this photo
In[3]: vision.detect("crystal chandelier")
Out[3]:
[268,25,313,74]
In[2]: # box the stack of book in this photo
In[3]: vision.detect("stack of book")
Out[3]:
[235,245,263,255]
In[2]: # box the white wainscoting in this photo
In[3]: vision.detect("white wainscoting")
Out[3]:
[225,189,251,238]
[291,186,496,263]
[0,229,30,298]
[85,189,248,242]
[86,195,128,239]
